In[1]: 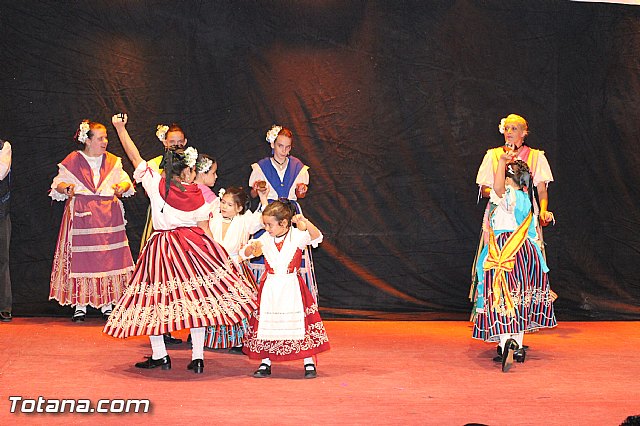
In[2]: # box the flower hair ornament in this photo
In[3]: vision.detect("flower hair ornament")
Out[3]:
[156,124,169,142]
[218,188,226,198]
[498,118,506,135]
[77,121,91,143]
[183,147,198,168]
[196,156,214,174]
[265,124,282,144]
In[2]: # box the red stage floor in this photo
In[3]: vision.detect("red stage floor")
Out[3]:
[0,319,638,425]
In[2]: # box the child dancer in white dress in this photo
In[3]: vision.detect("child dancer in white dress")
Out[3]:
[241,200,329,379]
[204,186,267,351]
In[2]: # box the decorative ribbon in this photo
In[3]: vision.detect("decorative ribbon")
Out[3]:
[483,211,533,317]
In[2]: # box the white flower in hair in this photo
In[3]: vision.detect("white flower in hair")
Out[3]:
[196,156,213,174]
[156,124,169,142]
[183,146,198,168]
[265,124,282,144]
[78,122,90,143]
[498,118,506,134]
[218,188,226,198]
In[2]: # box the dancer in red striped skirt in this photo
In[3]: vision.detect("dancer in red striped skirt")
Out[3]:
[104,114,257,374]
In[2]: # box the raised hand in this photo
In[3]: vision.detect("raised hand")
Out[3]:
[111,113,128,129]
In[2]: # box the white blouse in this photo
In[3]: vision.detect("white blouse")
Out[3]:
[476,147,553,189]
[50,151,134,201]
[241,227,323,265]
[209,208,263,260]
[133,160,210,230]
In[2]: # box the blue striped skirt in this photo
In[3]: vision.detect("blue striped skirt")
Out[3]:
[472,232,557,342]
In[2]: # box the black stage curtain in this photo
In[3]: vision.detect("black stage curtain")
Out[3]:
[1,1,639,319]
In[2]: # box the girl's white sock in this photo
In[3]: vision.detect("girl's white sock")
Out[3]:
[191,327,205,360]
[149,335,168,359]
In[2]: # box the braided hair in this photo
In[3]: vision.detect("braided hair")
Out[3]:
[159,147,191,200]
[506,159,534,213]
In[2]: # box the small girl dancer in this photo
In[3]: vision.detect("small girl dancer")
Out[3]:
[194,153,219,207]
[204,186,267,351]
[241,200,330,379]
[472,156,556,373]
[104,114,257,374]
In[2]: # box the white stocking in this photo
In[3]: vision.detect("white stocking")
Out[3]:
[512,332,524,348]
[498,333,510,350]
[149,335,167,360]
[190,327,205,360]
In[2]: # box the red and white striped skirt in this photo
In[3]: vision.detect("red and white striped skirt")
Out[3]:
[104,227,257,338]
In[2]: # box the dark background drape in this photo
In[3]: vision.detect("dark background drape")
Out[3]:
[1,1,639,319]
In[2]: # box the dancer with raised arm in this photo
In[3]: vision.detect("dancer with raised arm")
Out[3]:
[105,114,257,374]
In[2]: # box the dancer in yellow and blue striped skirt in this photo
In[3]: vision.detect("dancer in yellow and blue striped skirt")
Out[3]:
[472,155,556,373]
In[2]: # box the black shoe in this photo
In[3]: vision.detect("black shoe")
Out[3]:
[228,346,244,355]
[304,364,317,379]
[514,348,526,363]
[497,344,528,357]
[501,339,518,373]
[187,359,204,374]
[163,333,182,345]
[493,355,502,363]
[0,311,11,322]
[135,355,171,370]
[102,310,112,321]
[253,363,271,378]
[71,310,86,322]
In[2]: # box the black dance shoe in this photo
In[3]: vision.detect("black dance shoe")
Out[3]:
[228,346,244,355]
[163,333,182,345]
[496,344,528,357]
[501,339,518,373]
[102,309,112,321]
[0,311,12,322]
[135,355,171,370]
[495,345,527,363]
[253,363,272,378]
[71,310,86,322]
[187,359,204,374]
[304,364,317,379]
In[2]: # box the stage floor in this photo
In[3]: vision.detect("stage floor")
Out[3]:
[0,319,638,425]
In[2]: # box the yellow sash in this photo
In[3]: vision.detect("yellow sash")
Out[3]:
[483,210,533,317]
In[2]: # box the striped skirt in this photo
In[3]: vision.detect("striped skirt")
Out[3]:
[204,261,257,349]
[49,196,134,308]
[472,232,557,342]
[104,227,257,338]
